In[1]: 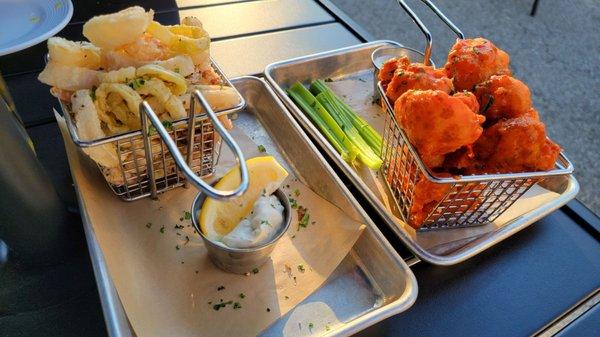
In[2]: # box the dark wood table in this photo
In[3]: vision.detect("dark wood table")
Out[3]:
[1,1,598,336]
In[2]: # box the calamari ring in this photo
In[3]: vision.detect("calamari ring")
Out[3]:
[97,67,136,83]
[95,83,143,132]
[136,78,186,120]
[136,64,187,95]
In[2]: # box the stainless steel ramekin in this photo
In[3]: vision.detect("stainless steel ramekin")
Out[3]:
[191,188,291,274]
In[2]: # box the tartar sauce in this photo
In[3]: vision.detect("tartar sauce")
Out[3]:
[221,195,284,248]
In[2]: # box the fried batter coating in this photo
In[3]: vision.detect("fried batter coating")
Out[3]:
[383,57,453,103]
[475,75,532,121]
[444,38,511,91]
[473,109,560,173]
[394,90,485,168]
[378,57,409,88]
[409,175,451,229]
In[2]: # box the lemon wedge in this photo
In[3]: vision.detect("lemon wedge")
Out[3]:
[199,156,288,241]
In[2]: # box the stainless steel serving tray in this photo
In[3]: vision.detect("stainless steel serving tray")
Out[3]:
[264,41,580,266]
[74,76,417,337]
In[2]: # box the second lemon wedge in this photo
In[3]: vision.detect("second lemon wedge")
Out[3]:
[199,156,288,241]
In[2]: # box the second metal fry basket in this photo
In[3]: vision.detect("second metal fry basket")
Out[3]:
[378,82,574,231]
[60,59,246,201]
[373,0,574,230]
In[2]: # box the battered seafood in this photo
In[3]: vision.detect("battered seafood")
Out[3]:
[444,38,511,91]
[379,56,453,103]
[38,7,242,186]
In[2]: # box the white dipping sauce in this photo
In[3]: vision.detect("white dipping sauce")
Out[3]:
[221,195,284,248]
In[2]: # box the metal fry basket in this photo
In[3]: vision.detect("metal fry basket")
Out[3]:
[376,0,574,231]
[60,59,247,201]
[379,82,573,231]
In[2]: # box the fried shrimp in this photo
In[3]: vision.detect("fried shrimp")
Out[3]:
[383,56,453,103]
[394,90,485,168]
[444,38,511,91]
[474,75,532,121]
[83,6,154,50]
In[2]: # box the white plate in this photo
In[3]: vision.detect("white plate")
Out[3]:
[0,0,73,56]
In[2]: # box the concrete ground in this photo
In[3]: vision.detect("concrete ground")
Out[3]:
[331,0,600,213]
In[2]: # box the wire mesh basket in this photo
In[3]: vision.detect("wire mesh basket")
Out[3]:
[378,82,574,231]
[60,59,246,201]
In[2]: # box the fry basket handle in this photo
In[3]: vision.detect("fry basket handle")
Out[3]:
[139,90,249,200]
[396,0,464,66]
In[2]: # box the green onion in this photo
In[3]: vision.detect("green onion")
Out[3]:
[310,80,383,154]
[316,92,382,169]
[287,82,357,162]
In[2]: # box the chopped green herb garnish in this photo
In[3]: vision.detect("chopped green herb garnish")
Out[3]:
[159,225,165,233]
[252,268,259,274]
[184,211,192,220]
[90,86,97,101]
[257,144,266,153]
[293,189,300,197]
[213,301,233,311]
[288,198,298,209]
[239,293,246,299]
[146,222,152,229]
[297,212,310,230]
[127,78,145,90]
[297,264,305,272]
[233,302,241,309]
[308,323,314,332]
[174,67,180,73]
[162,120,172,129]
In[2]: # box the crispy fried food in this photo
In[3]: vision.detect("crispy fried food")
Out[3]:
[383,56,453,103]
[136,78,187,120]
[136,64,187,95]
[409,174,451,228]
[474,75,532,121]
[97,67,136,83]
[444,38,511,91]
[180,85,242,112]
[153,55,195,77]
[473,109,560,173]
[83,6,154,50]
[95,83,143,133]
[72,90,120,168]
[47,37,101,69]
[146,21,210,66]
[378,57,409,88]
[38,61,100,91]
[394,90,485,168]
